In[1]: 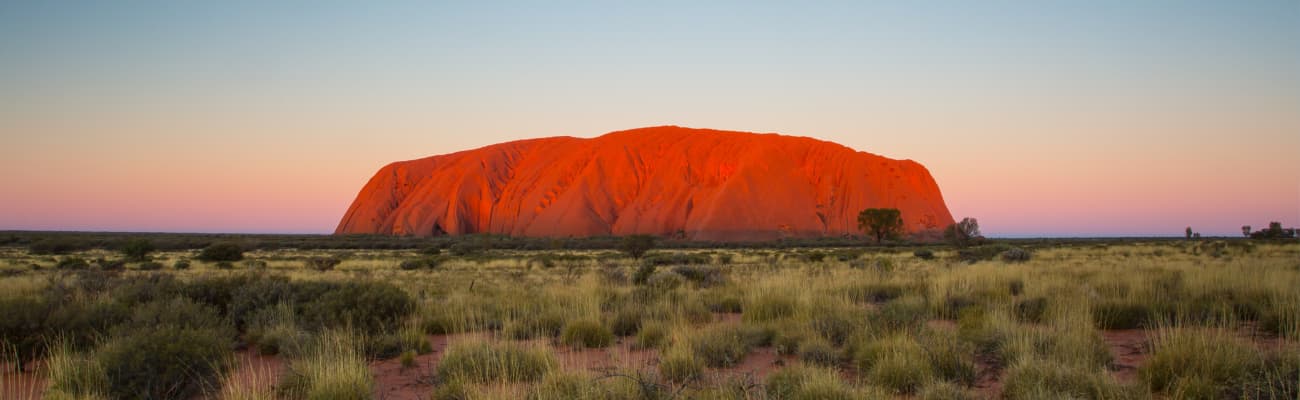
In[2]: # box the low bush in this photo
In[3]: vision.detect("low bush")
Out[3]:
[437,341,557,383]
[136,261,163,271]
[560,319,614,349]
[297,281,416,333]
[198,243,244,262]
[96,325,231,400]
[173,260,191,270]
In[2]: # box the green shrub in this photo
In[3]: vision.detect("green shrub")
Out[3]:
[96,325,230,400]
[199,243,244,262]
[118,239,154,262]
[561,319,614,349]
[298,281,416,333]
[173,260,191,270]
[437,341,557,383]
[135,261,163,271]
[913,249,935,260]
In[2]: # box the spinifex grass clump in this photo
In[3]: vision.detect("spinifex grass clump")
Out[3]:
[1139,326,1285,399]
[437,339,558,384]
[279,331,374,400]
[766,364,882,400]
[1001,358,1140,400]
[43,340,109,400]
[560,319,614,349]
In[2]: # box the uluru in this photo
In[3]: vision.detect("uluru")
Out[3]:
[336,126,954,241]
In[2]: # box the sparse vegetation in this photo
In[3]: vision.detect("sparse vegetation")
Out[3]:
[0,235,1296,398]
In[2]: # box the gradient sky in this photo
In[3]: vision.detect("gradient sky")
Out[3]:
[2,1,1297,237]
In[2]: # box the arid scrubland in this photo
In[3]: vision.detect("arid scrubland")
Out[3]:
[2,240,1297,399]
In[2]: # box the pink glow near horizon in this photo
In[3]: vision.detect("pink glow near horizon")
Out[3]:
[2,2,1297,237]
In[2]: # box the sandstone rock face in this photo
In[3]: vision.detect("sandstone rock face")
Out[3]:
[336,126,954,241]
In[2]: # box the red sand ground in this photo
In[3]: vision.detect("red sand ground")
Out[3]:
[336,126,954,241]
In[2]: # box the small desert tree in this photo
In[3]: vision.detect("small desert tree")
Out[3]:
[858,208,904,244]
[1242,225,1252,238]
[621,234,656,259]
[944,217,983,247]
[1185,227,1193,240]
[120,238,155,262]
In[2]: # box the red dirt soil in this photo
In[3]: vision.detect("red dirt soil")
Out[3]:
[336,126,954,241]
